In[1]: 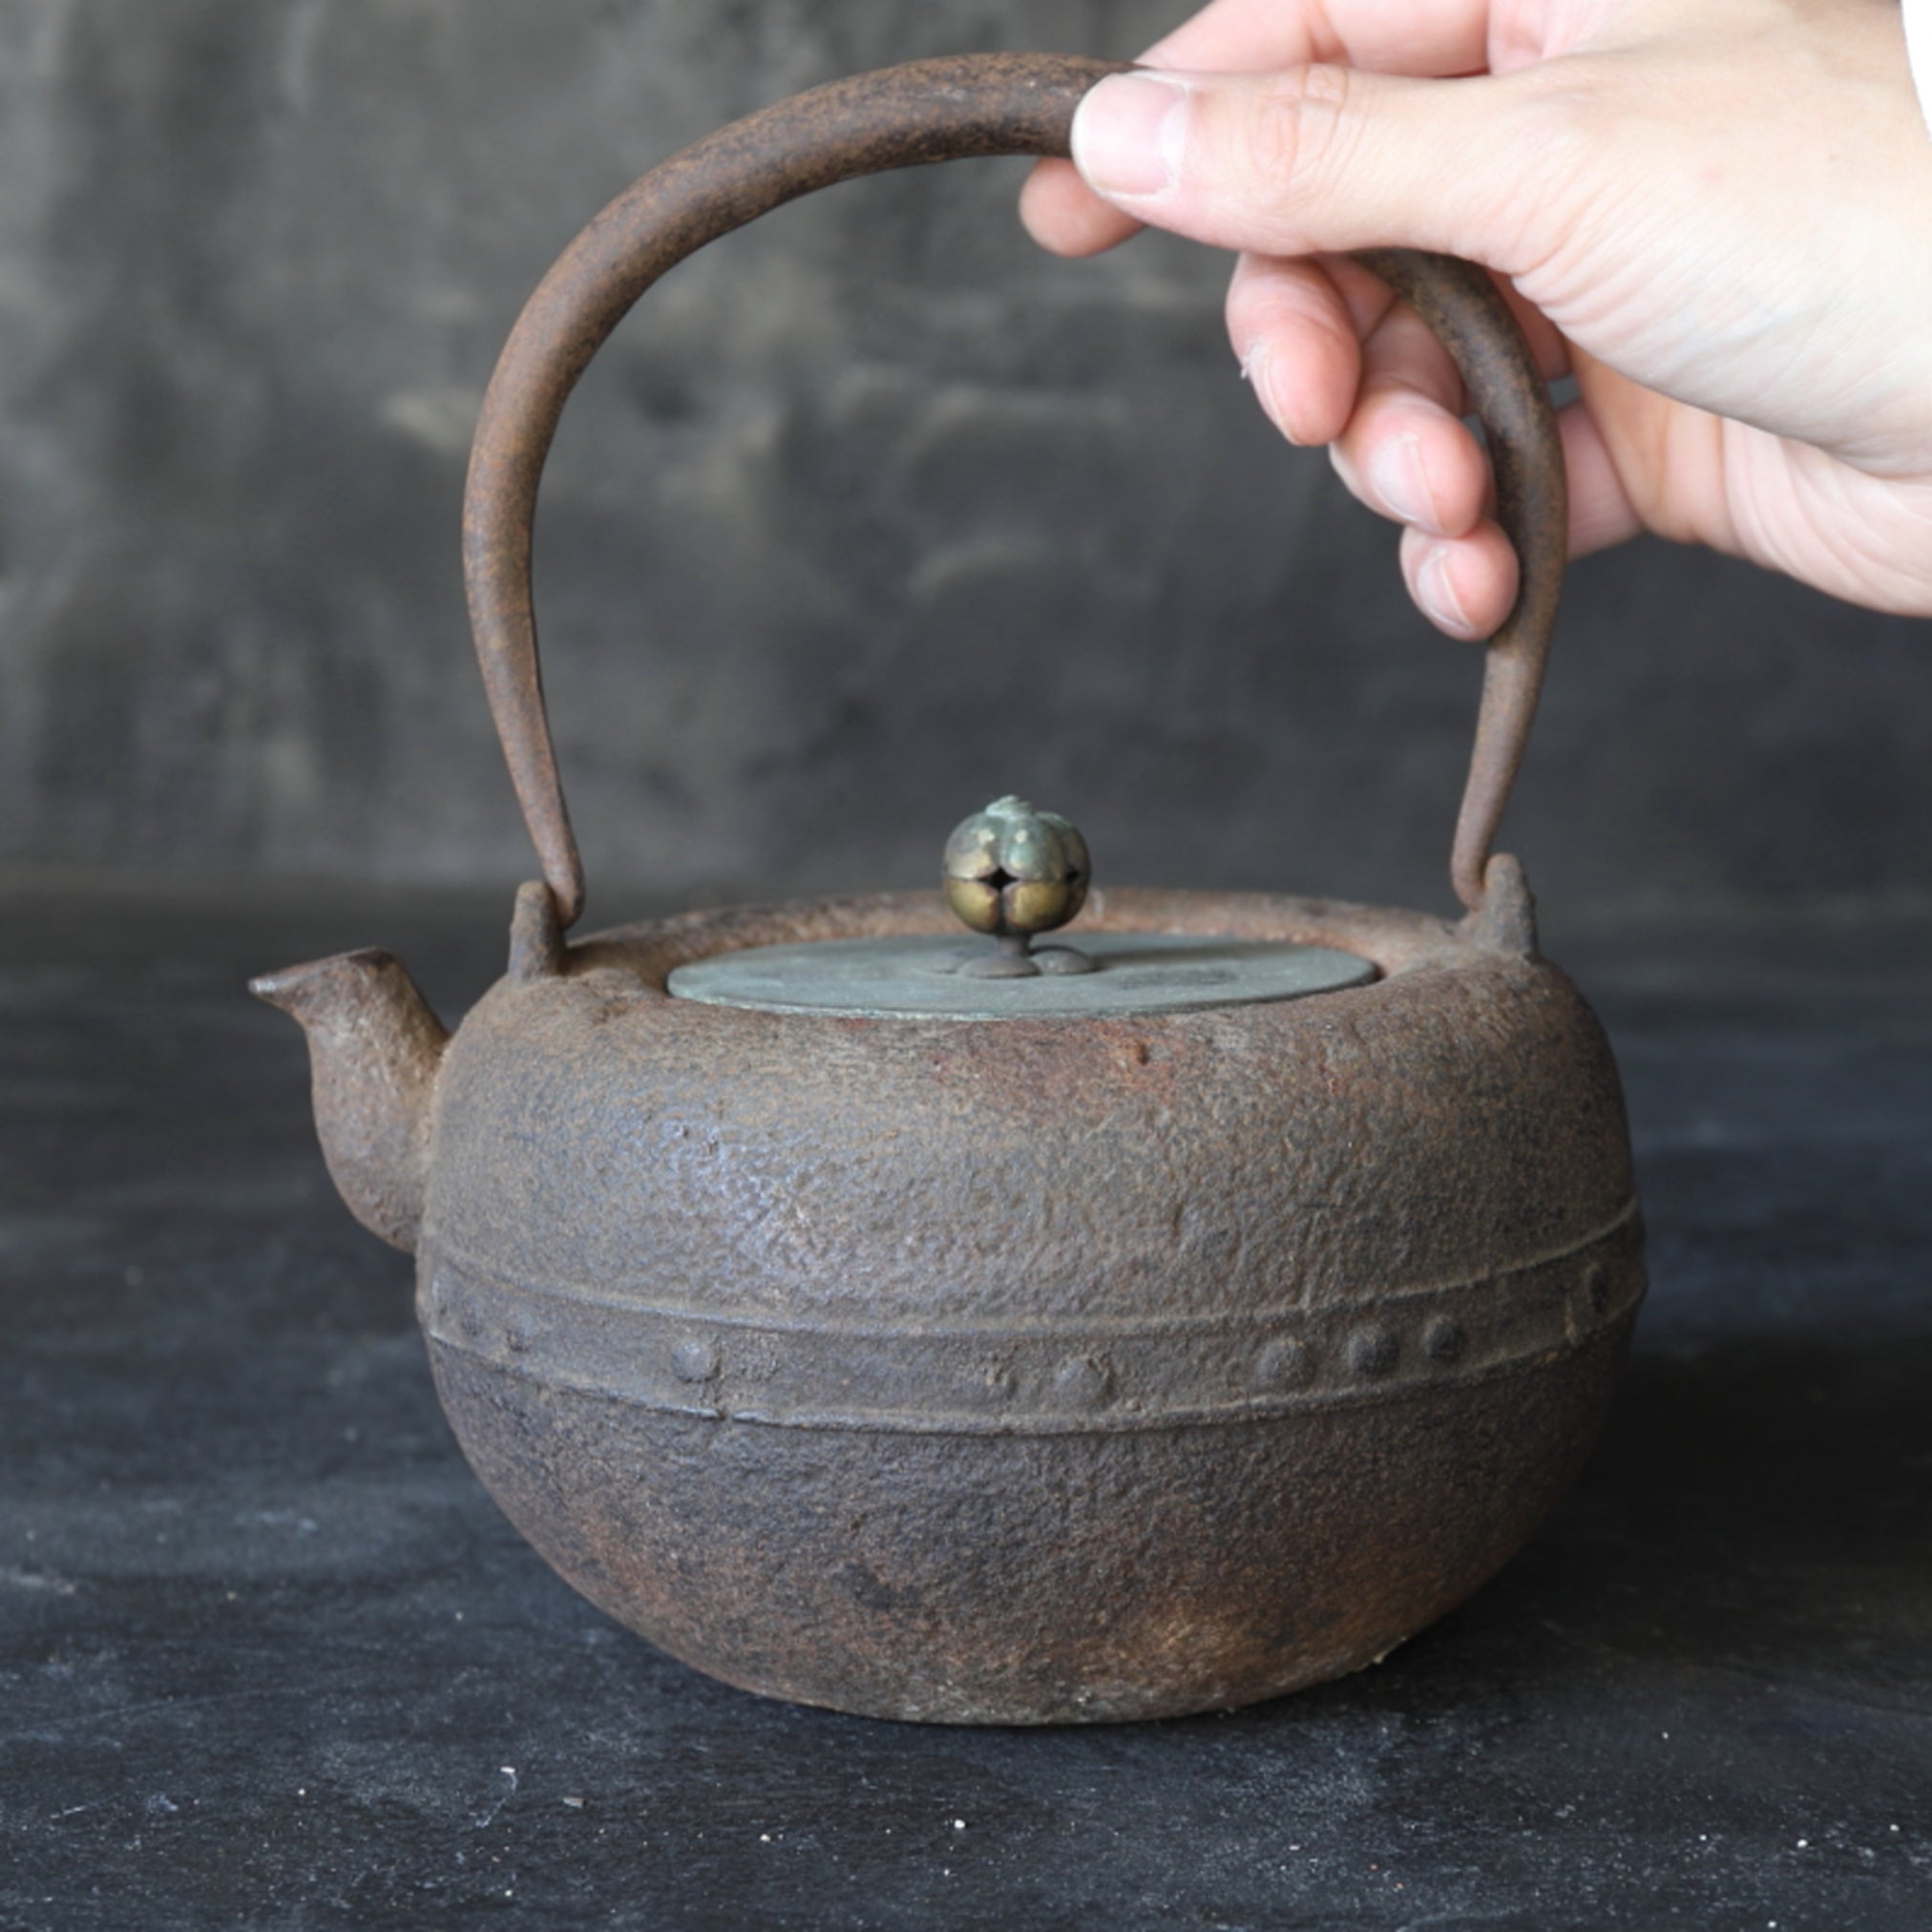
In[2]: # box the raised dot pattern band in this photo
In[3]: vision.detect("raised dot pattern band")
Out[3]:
[421,1203,1643,1437]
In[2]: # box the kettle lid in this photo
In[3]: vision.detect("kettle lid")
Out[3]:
[666,795,1374,1019]
[667,930,1375,1021]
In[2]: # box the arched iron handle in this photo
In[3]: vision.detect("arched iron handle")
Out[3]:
[463,52,1565,928]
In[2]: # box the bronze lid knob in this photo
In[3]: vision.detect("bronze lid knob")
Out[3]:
[942,796,1094,978]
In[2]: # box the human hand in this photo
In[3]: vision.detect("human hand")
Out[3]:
[1022,0,1932,635]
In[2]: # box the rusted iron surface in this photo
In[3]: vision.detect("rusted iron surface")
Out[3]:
[461,54,1564,930]
[1354,249,1566,912]
[412,873,1639,1722]
[248,950,448,1252]
[256,862,1643,1722]
[433,1333,1634,1725]
[253,56,1636,1725]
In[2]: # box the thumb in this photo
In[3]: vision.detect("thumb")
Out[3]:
[1069,66,1543,267]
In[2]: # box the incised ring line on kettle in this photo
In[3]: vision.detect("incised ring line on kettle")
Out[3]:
[462,52,1566,929]
[254,52,1639,1726]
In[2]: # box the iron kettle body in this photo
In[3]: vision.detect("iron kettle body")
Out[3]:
[260,866,1641,1724]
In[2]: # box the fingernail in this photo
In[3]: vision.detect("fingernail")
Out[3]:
[1071,72,1190,200]
[1369,433,1439,530]
[1417,546,1472,634]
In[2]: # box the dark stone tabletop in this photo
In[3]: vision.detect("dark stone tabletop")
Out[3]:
[3,878,1927,1930]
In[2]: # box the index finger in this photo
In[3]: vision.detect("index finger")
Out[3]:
[1146,0,1490,74]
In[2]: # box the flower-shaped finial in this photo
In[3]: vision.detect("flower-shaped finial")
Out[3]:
[941,796,1093,978]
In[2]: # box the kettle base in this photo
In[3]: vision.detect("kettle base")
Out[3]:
[429,1309,1635,1726]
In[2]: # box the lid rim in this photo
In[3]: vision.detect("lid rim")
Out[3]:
[664,931,1379,1022]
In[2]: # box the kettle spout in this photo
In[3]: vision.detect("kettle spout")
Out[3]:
[251,949,450,1252]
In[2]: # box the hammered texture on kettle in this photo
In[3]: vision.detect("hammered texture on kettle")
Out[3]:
[410,886,1643,1723]
[422,898,1633,1329]
[430,1329,1631,1724]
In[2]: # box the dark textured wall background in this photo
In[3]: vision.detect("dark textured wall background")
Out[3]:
[1,0,1926,919]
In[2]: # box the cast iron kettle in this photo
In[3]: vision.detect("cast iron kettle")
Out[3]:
[255,54,1643,1725]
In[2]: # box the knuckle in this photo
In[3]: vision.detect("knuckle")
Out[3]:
[1279,63,1358,186]
[1227,86,1305,189]
[1208,64,1358,218]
